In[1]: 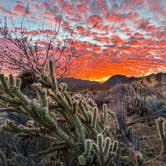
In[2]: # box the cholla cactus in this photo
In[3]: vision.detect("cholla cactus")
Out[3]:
[0,150,7,166]
[78,139,93,165]
[157,118,166,156]
[0,61,140,165]
[0,61,120,164]
[79,134,118,166]
[114,105,143,166]
[93,134,118,166]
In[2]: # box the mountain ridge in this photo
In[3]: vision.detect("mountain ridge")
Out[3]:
[58,72,166,89]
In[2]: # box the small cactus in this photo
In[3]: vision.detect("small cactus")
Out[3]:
[79,134,118,166]
[157,118,166,156]
[93,134,118,166]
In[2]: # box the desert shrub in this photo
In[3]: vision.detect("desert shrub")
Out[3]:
[105,83,166,119]
[131,95,166,121]
[143,97,165,115]
[0,130,55,166]
[0,61,143,165]
[106,84,136,105]
[93,91,109,109]
[17,70,39,88]
[104,84,137,115]
[131,81,163,100]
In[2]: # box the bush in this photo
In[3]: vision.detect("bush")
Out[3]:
[17,70,39,88]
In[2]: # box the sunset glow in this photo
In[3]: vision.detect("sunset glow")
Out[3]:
[90,76,111,83]
[0,0,166,81]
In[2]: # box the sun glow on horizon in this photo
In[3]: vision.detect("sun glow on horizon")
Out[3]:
[89,76,110,83]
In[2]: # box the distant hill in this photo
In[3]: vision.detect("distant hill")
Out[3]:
[103,74,136,87]
[57,77,100,90]
[103,72,166,87]
[58,73,166,90]
[144,73,166,83]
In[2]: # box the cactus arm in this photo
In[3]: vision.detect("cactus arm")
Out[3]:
[157,118,166,155]
[50,91,85,142]
[0,95,21,105]
[48,61,58,91]
[2,120,47,134]
[91,107,98,129]
[0,150,7,166]
[0,107,28,115]
[30,142,67,157]
[103,137,111,158]
[0,74,10,93]
[32,83,48,108]
[46,65,86,143]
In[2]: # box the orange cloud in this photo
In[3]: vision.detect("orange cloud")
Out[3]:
[0,0,166,81]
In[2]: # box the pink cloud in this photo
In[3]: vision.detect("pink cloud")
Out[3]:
[12,1,29,15]
[0,6,12,15]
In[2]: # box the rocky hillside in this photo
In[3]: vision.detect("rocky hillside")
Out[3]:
[58,72,166,89]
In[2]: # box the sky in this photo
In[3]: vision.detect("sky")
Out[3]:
[0,0,166,82]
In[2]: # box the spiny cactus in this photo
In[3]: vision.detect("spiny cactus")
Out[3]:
[0,150,7,166]
[114,106,143,166]
[0,62,122,164]
[93,134,118,166]
[78,139,93,165]
[0,61,138,165]
[79,134,118,166]
[157,118,166,156]
[115,107,139,150]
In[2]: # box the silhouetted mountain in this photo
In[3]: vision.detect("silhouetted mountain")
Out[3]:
[144,72,166,83]
[57,73,166,90]
[103,74,136,87]
[103,72,166,87]
[57,77,100,90]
